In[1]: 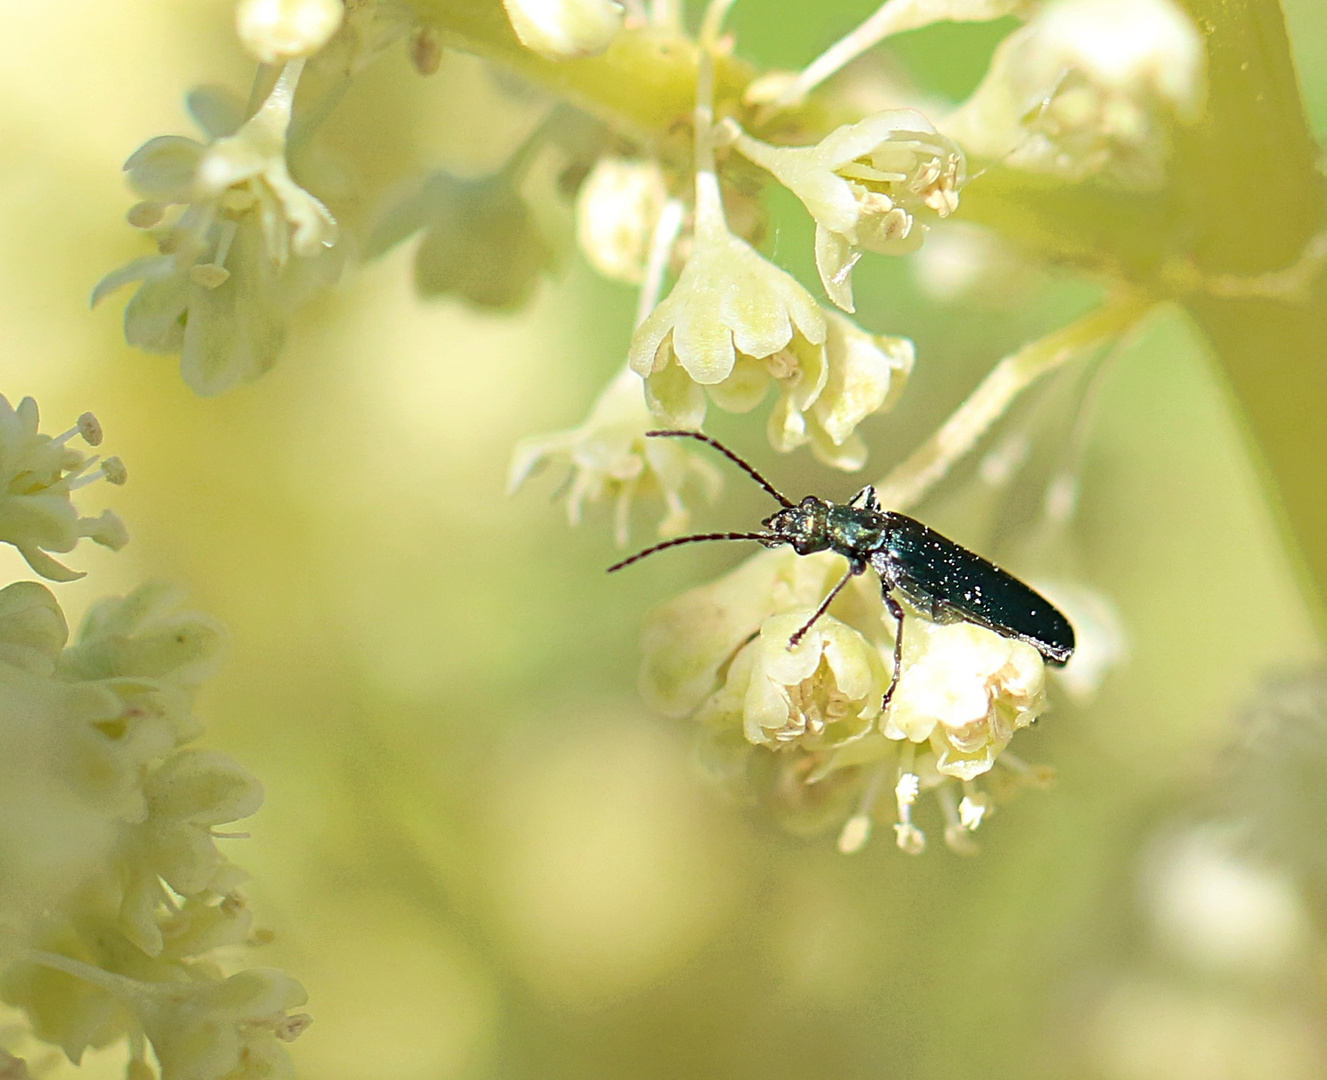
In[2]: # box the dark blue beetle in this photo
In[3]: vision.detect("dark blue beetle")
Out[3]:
[609,431,1075,709]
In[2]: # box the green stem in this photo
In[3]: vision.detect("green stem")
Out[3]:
[874,297,1152,511]
[407,0,754,140]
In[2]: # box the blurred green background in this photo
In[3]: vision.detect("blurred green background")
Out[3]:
[3,1,1327,1077]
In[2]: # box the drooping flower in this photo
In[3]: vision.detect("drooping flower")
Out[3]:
[726,111,965,311]
[0,396,127,582]
[767,311,914,469]
[699,611,891,751]
[628,171,828,426]
[93,66,342,395]
[640,547,850,719]
[502,0,624,60]
[507,368,723,545]
[115,749,264,956]
[883,619,1047,781]
[943,0,1206,185]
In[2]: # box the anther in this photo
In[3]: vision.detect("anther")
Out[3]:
[100,456,128,486]
[837,761,890,854]
[938,784,978,855]
[127,201,166,229]
[78,412,103,446]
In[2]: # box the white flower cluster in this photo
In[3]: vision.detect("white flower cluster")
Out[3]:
[640,547,1057,854]
[0,581,309,1079]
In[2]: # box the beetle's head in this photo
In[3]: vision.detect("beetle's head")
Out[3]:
[762,495,830,555]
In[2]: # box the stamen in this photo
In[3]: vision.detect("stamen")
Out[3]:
[836,163,909,185]
[127,201,166,229]
[893,744,925,854]
[78,412,103,446]
[837,760,890,853]
[190,219,239,288]
[938,783,978,855]
[275,1014,313,1042]
[958,782,989,830]
[66,455,101,489]
[101,456,128,486]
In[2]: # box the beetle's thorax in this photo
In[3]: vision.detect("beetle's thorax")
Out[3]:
[762,495,894,560]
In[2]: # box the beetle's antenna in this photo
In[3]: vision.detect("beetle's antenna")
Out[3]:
[645,430,794,508]
[607,532,775,572]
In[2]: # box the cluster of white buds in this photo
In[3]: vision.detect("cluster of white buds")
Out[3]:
[93,63,341,396]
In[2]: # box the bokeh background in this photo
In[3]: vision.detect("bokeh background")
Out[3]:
[3,1,1327,1077]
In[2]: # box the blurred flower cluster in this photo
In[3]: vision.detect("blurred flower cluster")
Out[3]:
[638,547,1056,853]
[0,395,308,1076]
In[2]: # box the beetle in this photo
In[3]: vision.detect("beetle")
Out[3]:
[608,430,1074,710]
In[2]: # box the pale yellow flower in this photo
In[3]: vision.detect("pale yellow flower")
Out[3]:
[93,68,341,395]
[508,369,723,545]
[883,620,1047,781]
[640,548,846,719]
[629,172,827,412]
[768,311,914,469]
[689,610,891,753]
[727,111,965,311]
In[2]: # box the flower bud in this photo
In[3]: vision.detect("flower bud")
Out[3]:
[502,0,624,60]
[575,158,668,284]
[236,0,344,64]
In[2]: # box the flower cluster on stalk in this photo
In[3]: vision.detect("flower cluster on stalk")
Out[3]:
[491,0,1156,853]
[639,547,1057,854]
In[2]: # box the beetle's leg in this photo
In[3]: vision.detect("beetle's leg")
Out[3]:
[881,591,906,711]
[848,487,872,508]
[788,562,862,649]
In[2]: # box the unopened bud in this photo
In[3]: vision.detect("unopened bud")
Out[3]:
[236,0,344,64]
[502,0,624,60]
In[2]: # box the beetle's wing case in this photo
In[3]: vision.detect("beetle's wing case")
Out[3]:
[870,513,1075,665]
